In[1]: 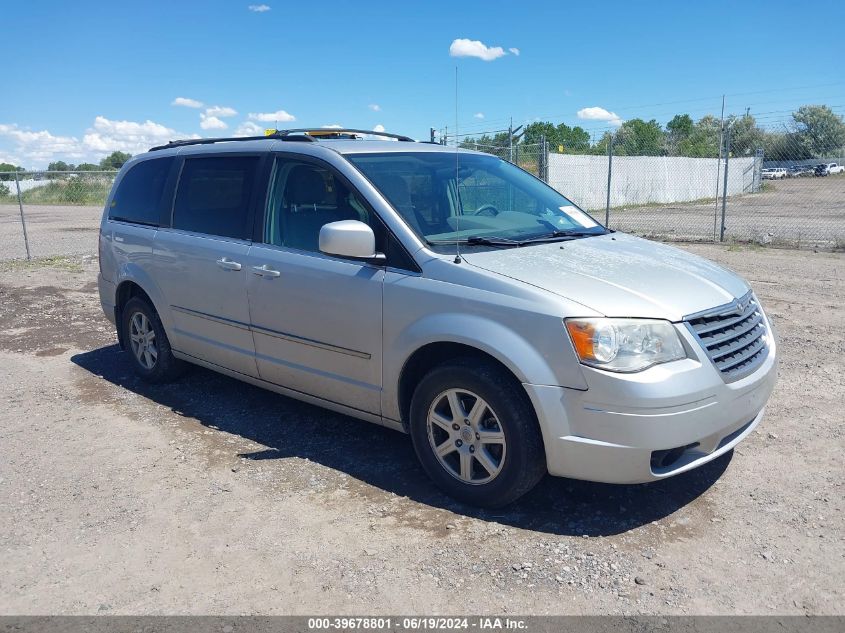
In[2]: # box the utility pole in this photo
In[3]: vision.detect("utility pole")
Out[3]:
[430,128,435,143]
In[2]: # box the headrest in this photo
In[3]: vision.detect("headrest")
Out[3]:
[287,166,327,206]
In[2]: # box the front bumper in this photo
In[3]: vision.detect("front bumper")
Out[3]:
[524,316,778,484]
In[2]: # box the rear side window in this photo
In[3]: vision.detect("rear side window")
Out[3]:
[173,156,259,239]
[109,157,174,226]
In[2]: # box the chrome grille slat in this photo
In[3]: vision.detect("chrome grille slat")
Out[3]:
[709,324,765,360]
[714,337,766,370]
[691,299,758,336]
[699,312,764,348]
[685,292,770,383]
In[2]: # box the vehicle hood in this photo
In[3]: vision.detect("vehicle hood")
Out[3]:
[460,233,750,321]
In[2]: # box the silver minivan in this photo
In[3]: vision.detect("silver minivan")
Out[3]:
[97,128,778,507]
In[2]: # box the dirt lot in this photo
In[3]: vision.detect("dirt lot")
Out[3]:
[0,244,843,615]
[610,176,845,248]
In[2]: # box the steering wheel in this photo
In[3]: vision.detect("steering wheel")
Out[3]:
[474,204,500,217]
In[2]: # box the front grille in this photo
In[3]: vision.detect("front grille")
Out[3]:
[685,292,769,382]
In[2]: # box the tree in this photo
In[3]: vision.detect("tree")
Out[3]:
[678,115,722,157]
[523,121,590,153]
[48,161,72,172]
[727,114,766,157]
[99,151,132,170]
[792,105,845,157]
[615,119,664,156]
[0,162,25,182]
[76,163,100,172]
[665,114,694,155]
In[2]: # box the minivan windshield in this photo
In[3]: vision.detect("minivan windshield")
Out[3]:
[346,151,607,244]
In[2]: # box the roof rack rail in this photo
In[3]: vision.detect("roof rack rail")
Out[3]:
[149,128,415,152]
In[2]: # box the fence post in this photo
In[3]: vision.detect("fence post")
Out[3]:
[719,125,731,242]
[605,134,613,227]
[539,135,546,182]
[543,136,549,182]
[14,170,31,260]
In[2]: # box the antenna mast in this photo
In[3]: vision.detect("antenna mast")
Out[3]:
[454,65,462,264]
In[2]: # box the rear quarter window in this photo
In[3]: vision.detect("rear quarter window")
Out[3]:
[172,156,259,239]
[108,157,174,226]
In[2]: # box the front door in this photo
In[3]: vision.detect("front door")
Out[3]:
[245,157,384,414]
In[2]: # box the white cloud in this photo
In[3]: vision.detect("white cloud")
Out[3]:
[248,110,296,122]
[577,106,623,127]
[199,114,228,130]
[172,97,204,108]
[204,105,237,118]
[508,47,520,56]
[449,38,507,61]
[248,4,271,12]
[234,121,265,137]
[0,116,198,167]
[473,112,485,119]
[0,123,83,163]
[373,124,385,133]
[368,104,381,112]
[83,116,196,154]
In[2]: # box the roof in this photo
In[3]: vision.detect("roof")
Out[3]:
[147,128,482,156]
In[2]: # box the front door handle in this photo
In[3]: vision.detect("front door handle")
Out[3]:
[252,264,281,278]
[216,257,242,271]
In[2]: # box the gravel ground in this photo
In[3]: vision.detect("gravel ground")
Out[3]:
[0,244,843,616]
[610,176,845,248]
[0,203,102,260]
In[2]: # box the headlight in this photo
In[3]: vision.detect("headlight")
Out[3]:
[565,318,686,372]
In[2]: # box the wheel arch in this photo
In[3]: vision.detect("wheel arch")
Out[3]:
[398,341,533,433]
[113,268,170,350]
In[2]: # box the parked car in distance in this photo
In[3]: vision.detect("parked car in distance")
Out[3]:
[787,165,814,177]
[762,168,787,179]
[97,128,778,507]
[815,162,844,176]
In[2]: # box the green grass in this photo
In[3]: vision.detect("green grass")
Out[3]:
[0,255,84,272]
[0,178,112,206]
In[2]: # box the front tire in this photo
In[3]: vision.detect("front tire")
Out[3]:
[409,358,546,507]
[121,296,184,383]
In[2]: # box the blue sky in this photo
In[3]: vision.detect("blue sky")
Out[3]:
[2,0,844,167]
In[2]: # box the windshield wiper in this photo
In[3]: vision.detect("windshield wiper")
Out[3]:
[514,230,601,244]
[427,236,521,247]
[465,236,522,247]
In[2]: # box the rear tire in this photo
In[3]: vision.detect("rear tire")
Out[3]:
[409,358,546,508]
[121,296,185,383]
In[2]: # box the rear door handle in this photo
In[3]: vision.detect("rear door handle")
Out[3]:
[252,264,281,278]
[216,257,242,271]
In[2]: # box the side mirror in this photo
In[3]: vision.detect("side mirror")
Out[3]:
[319,220,385,263]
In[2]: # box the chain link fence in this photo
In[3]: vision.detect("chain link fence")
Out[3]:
[545,134,844,249]
[2,117,844,261]
[0,170,116,260]
[453,110,845,250]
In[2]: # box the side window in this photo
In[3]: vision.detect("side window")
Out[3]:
[108,157,174,226]
[172,156,258,239]
[265,159,382,253]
